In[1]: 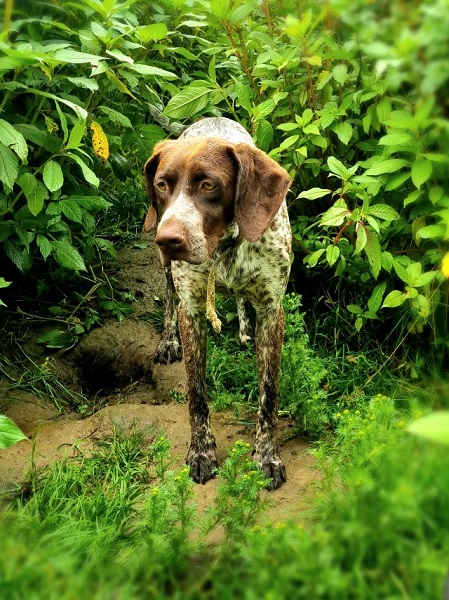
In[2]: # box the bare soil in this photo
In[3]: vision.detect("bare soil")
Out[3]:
[0,235,318,522]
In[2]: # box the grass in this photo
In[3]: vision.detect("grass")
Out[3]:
[2,392,449,599]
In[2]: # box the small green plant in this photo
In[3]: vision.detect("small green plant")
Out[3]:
[209,440,270,541]
[280,294,330,437]
[150,434,173,480]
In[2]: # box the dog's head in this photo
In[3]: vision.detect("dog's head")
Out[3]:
[143,137,291,266]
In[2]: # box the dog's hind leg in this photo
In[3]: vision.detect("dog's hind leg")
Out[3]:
[153,267,183,364]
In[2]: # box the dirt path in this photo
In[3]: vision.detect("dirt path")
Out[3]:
[0,237,318,522]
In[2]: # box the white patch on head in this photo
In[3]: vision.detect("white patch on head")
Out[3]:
[158,192,209,262]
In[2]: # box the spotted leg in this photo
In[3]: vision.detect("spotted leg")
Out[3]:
[178,302,217,484]
[153,267,182,364]
[253,304,286,490]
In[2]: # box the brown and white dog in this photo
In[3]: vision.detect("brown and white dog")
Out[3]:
[143,118,292,489]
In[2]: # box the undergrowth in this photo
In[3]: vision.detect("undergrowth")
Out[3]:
[2,395,449,599]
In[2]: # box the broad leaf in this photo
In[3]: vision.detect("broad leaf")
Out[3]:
[407,412,449,446]
[0,119,28,162]
[365,159,409,176]
[0,141,19,188]
[381,290,407,308]
[43,160,64,192]
[18,173,48,216]
[51,240,86,271]
[364,229,381,279]
[0,415,27,449]
[163,84,214,119]
[298,188,331,200]
[411,157,433,189]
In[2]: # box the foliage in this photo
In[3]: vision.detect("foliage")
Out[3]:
[2,398,449,598]
[208,440,270,540]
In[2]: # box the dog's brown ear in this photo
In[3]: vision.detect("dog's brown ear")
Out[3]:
[142,140,175,232]
[229,143,291,243]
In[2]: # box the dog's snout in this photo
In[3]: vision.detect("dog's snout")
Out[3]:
[154,227,186,252]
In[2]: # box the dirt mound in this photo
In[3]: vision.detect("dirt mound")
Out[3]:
[0,398,316,521]
[72,321,155,393]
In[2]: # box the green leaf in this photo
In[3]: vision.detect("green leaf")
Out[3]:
[366,204,400,221]
[233,78,252,113]
[37,329,75,349]
[60,199,83,223]
[381,290,407,308]
[127,64,178,79]
[332,64,348,85]
[66,77,99,91]
[385,172,410,191]
[332,122,352,145]
[368,282,387,313]
[364,229,381,279]
[383,111,414,129]
[347,304,363,315]
[304,248,325,267]
[326,245,340,266]
[355,223,367,254]
[98,107,133,128]
[36,234,53,260]
[53,49,106,64]
[135,23,168,43]
[252,99,276,121]
[411,157,433,189]
[365,159,409,177]
[18,173,48,216]
[0,277,11,289]
[68,153,99,187]
[407,412,449,446]
[405,262,422,287]
[0,415,27,449]
[51,241,86,271]
[69,195,111,211]
[0,141,19,189]
[163,83,214,119]
[417,224,444,240]
[0,119,28,162]
[320,205,349,227]
[65,121,86,151]
[230,1,257,23]
[327,156,349,179]
[43,160,64,192]
[378,132,414,146]
[414,271,436,287]
[210,0,231,18]
[255,120,273,152]
[298,188,331,200]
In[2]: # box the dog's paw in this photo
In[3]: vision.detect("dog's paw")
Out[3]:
[254,447,286,490]
[153,337,182,365]
[186,450,218,485]
[258,460,286,490]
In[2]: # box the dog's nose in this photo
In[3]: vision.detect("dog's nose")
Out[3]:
[155,226,186,253]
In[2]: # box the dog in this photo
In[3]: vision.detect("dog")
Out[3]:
[143,117,292,490]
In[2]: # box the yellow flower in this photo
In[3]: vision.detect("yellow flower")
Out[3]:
[442,252,449,279]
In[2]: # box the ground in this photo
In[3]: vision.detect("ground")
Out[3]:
[0,236,316,522]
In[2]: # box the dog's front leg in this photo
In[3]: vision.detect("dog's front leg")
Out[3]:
[178,302,217,484]
[253,304,286,490]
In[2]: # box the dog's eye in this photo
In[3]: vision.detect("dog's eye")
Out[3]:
[156,181,167,191]
[201,181,216,191]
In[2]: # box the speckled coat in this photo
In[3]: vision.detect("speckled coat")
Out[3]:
[144,117,292,490]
